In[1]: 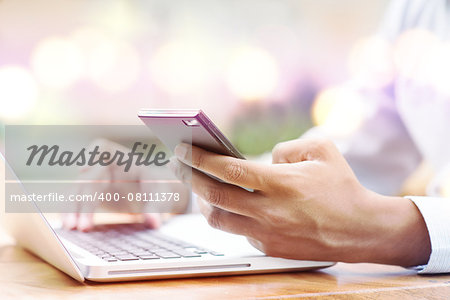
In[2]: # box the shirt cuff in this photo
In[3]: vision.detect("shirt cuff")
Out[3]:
[405,196,450,274]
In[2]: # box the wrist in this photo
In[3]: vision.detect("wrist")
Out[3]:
[368,193,431,266]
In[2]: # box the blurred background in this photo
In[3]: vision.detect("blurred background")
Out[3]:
[0,0,390,155]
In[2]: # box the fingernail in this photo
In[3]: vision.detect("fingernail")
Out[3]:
[174,143,188,160]
[64,214,77,230]
[143,213,161,229]
[168,156,191,184]
[78,214,92,232]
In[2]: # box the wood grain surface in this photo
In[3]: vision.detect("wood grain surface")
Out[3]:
[2,155,449,299]
[1,240,450,299]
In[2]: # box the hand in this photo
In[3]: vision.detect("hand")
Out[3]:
[171,138,431,267]
[62,139,188,231]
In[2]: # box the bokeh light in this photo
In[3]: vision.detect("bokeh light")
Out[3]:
[348,36,394,88]
[312,86,366,137]
[393,29,450,97]
[91,0,144,37]
[226,46,279,102]
[0,0,390,141]
[89,41,140,93]
[311,87,338,126]
[393,29,440,82]
[149,39,213,96]
[70,28,141,93]
[31,37,84,89]
[426,42,450,96]
[441,172,450,198]
[0,66,38,121]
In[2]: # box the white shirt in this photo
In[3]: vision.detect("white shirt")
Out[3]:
[306,0,450,273]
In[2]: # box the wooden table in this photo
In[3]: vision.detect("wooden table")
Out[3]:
[1,232,449,300]
[1,162,449,299]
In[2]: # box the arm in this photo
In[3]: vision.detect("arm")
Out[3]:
[299,0,450,271]
[171,140,431,267]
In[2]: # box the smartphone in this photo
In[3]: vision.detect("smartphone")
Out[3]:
[138,109,245,160]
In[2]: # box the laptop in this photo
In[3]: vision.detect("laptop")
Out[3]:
[1,154,334,283]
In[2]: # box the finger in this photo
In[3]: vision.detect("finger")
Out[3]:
[142,213,162,229]
[272,138,337,163]
[174,143,271,190]
[77,213,94,232]
[198,198,260,239]
[171,158,265,217]
[62,213,78,230]
[168,156,191,184]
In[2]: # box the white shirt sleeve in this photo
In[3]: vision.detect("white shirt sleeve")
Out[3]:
[406,196,450,274]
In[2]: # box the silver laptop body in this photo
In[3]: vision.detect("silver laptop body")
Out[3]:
[1,154,334,282]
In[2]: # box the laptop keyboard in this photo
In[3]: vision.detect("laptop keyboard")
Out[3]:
[56,223,224,262]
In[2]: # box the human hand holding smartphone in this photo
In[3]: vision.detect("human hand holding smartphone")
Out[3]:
[138,109,245,160]
[138,109,251,190]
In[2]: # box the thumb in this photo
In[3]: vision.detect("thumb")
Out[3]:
[272,138,336,164]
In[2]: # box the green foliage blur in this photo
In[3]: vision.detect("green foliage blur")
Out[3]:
[230,101,313,156]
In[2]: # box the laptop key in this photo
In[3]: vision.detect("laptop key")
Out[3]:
[139,255,160,260]
[184,247,208,254]
[109,251,129,255]
[115,255,140,261]
[172,250,201,258]
[104,258,118,262]
[57,225,226,262]
[130,251,153,256]
[153,251,181,259]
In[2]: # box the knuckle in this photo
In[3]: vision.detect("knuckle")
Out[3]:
[306,138,334,159]
[246,231,282,257]
[204,186,228,207]
[314,138,333,151]
[176,165,190,183]
[266,212,287,227]
[192,152,205,169]
[311,138,325,149]
[272,142,285,156]
[259,205,288,227]
[206,208,223,230]
[271,142,289,162]
[223,161,246,182]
